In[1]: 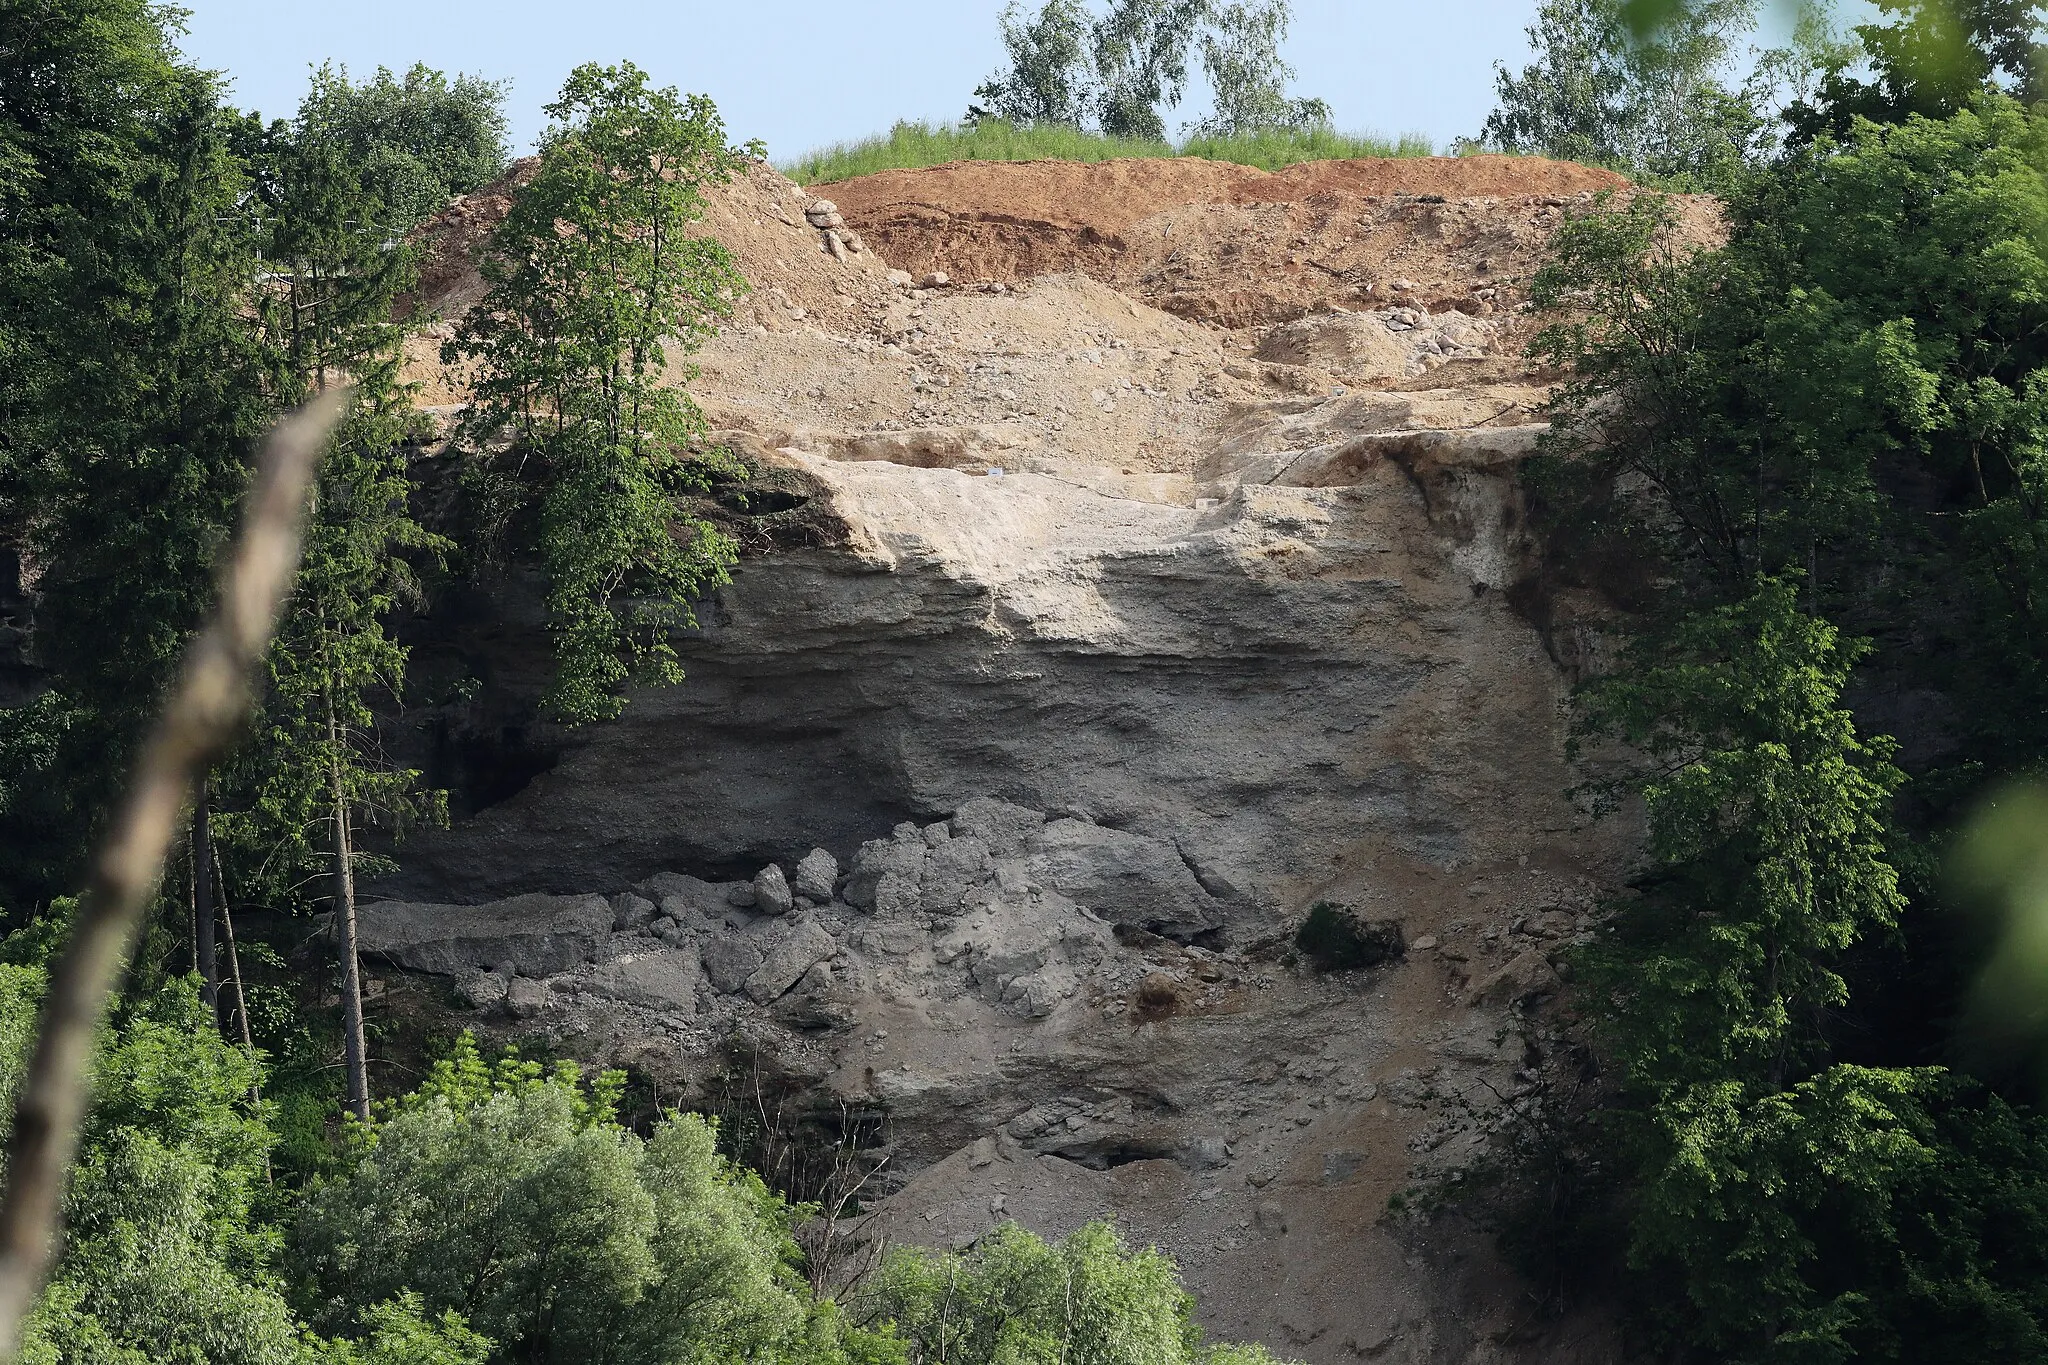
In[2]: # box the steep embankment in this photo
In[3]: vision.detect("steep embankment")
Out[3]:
[375,154,1713,1364]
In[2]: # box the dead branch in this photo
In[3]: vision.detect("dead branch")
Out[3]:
[0,391,346,1357]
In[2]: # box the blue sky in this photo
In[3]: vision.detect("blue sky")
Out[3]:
[174,1,1553,162]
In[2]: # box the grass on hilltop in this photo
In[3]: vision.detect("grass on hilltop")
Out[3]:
[784,119,1436,186]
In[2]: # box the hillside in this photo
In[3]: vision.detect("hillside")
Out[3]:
[375,153,1721,1363]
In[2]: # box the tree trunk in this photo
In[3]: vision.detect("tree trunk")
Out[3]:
[192,781,219,1027]
[329,700,371,1122]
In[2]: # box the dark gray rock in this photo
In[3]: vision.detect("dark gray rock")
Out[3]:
[950,798,1046,857]
[754,864,794,917]
[357,893,612,978]
[702,937,764,994]
[743,916,838,1004]
[793,848,839,903]
[1024,820,1223,939]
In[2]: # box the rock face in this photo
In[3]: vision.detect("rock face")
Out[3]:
[371,154,1661,1364]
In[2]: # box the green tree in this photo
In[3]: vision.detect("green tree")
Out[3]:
[969,1,1325,140]
[859,1220,1290,1365]
[971,1,1099,128]
[443,62,745,725]
[0,0,285,911]
[1478,0,1823,185]
[1796,0,2048,136]
[1188,1,1331,137]
[293,1034,885,1365]
[293,63,509,232]
[1514,94,2048,1360]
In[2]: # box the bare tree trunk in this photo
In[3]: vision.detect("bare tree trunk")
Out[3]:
[329,697,370,1123]
[0,392,342,1356]
[213,860,260,1105]
[192,781,219,1027]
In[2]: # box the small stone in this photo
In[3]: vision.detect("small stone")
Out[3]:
[650,916,688,946]
[456,971,508,1012]
[754,864,794,917]
[968,1136,998,1169]
[888,268,916,288]
[922,821,952,846]
[1391,277,1420,292]
[726,882,757,908]
[794,848,839,902]
[1410,935,1439,952]
[918,271,951,289]
[804,198,841,223]
[504,976,548,1020]
[611,893,658,931]
[823,230,847,262]
[800,960,834,994]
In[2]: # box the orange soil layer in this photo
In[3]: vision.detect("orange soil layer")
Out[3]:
[815,155,1632,233]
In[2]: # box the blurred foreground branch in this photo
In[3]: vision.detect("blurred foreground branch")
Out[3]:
[0,391,346,1358]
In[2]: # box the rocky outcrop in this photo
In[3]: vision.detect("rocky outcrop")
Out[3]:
[379,154,1656,1364]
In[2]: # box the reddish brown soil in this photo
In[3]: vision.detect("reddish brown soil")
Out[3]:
[816,155,1632,232]
[821,156,1658,328]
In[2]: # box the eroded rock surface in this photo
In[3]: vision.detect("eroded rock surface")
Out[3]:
[368,154,1662,1364]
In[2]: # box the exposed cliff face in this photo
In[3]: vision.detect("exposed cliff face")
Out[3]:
[369,154,1681,1363]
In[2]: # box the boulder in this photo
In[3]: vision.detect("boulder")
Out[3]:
[1024,820,1222,938]
[923,836,993,916]
[844,827,927,916]
[357,893,612,978]
[702,936,765,994]
[611,893,658,931]
[639,872,747,921]
[587,945,702,1014]
[743,916,839,1004]
[793,848,839,902]
[504,976,550,1019]
[456,970,508,1012]
[754,864,794,917]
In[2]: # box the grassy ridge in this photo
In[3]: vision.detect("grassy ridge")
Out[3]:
[786,119,1435,185]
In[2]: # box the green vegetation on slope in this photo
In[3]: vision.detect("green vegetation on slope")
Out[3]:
[785,118,1431,185]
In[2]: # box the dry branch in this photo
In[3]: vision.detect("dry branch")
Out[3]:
[0,391,347,1356]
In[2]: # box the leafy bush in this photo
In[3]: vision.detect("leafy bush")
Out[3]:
[1294,903,1403,972]
[293,1034,886,1365]
[856,1220,1292,1365]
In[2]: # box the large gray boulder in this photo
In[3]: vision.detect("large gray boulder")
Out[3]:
[1024,820,1222,939]
[743,916,839,1004]
[793,848,839,903]
[844,824,928,916]
[702,937,765,994]
[587,945,703,1014]
[923,836,993,916]
[356,893,613,978]
[754,864,795,917]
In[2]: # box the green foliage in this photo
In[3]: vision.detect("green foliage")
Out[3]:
[967,0,1328,143]
[0,0,288,905]
[444,62,745,724]
[857,1221,1290,1365]
[1797,0,2048,136]
[1186,1,1331,138]
[1521,92,2048,1362]
[1578,580,1905,1090]
[295,1033,879,1365]
[1476,0,1843,186]
[294,63,509,232]
[785,119,1426,186]
[314,1295,492,1365]
[1293,903,1404,972]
